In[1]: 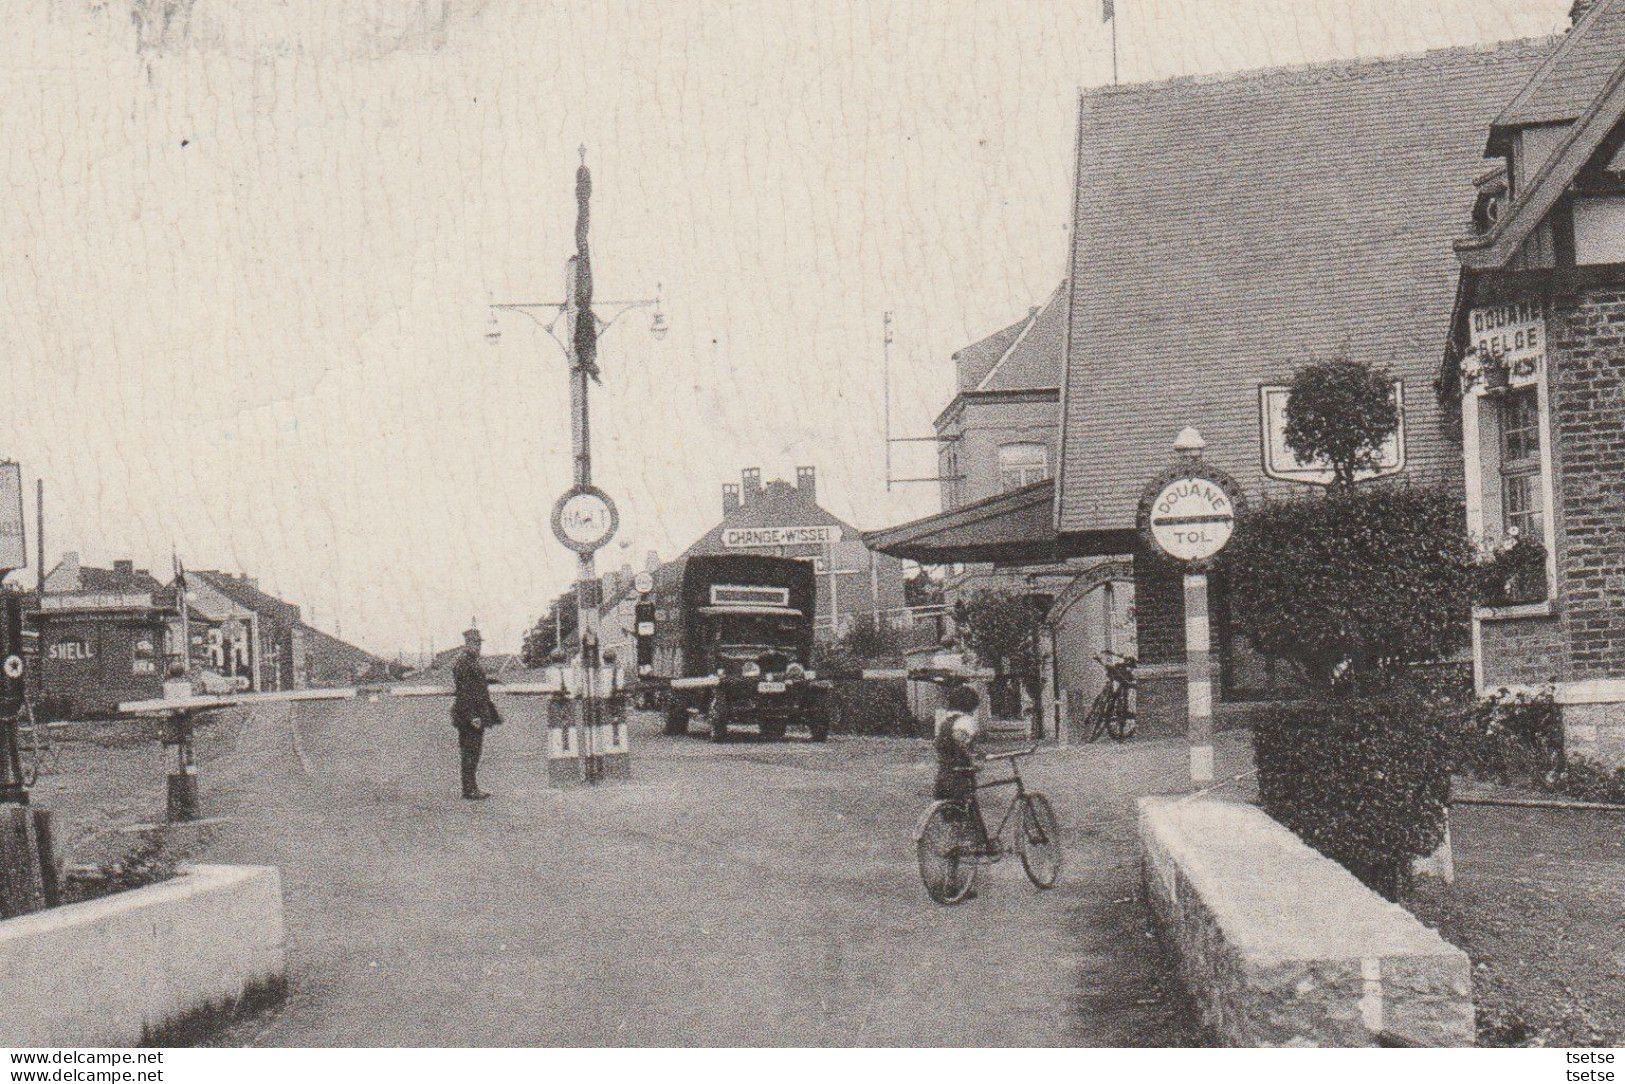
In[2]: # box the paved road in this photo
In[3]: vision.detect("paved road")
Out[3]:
[196,697,1220,1046]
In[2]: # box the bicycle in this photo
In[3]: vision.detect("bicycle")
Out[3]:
[1082,650,1137,743]
[15,700,59,787]
[915,744,1061,905]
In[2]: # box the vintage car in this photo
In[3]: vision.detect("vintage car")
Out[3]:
[644,554,832,742]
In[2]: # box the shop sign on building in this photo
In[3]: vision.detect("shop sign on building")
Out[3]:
[1469,300,1545,385]
[0,461,24,572]
[48,638,95,662]
[719,525,841,549]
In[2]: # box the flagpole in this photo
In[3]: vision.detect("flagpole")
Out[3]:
[1109,0,1118,86]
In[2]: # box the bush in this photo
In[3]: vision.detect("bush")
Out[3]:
[1453,687,1625,804]
[828,677,917,737]
[1254,687,1453,901]
[1222,484,1475,688]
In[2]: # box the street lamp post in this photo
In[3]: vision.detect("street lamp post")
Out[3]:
[488,147,665,785]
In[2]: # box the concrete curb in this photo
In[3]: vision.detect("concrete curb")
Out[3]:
[1138,796,1472,1046]
[0,864,285,1046]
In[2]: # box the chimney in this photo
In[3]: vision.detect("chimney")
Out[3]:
[723,483,741,515]
[49,551,81,593]
[741,468,762,505]
[113,559,134,575]
[1572,0,1599,27]
[796,466,817,502]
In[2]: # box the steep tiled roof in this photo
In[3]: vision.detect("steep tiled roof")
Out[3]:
[684,478,856,556]
[978,282,1066,393]
[1056,37,1555,534]
[953,317,1028,392]
[191,571,302,628]
[1493,0,1625,134]
[78,566,163,594]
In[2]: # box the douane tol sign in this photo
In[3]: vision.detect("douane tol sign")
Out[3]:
[1147,478,1235,564]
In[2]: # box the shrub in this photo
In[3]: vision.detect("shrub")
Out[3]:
[828,677,917,737]
[1254,687,1452,900]
[1282,357,1399,489]
[1453,687,1625,804]
[1222,484,1475,689]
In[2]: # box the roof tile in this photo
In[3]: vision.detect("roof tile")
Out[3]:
[1058,37,1555,534]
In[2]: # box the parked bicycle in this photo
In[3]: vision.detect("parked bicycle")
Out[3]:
[12,700,58,788]
[915,744,1061,904]
[1082,650,1137,743]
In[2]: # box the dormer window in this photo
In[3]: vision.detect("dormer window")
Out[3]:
[1471,164,1509,236]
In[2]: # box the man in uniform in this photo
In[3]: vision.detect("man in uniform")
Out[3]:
[451,627,501,800]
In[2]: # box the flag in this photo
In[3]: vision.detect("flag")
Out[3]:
[571,155,600,380]
[1102,0,1113,22]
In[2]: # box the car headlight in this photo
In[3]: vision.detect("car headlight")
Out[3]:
[785,663,805,680]
[742,662,761,678]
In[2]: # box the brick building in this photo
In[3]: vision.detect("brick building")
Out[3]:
[683,467,905,638]
[185,571,304,690]
[870,34,1558,739]
[34,554,175,716]
[1444,0,1625,768]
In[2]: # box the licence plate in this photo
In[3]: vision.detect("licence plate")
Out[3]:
[756,681,786,694]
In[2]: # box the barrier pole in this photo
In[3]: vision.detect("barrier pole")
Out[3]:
[1184,571,1214,786]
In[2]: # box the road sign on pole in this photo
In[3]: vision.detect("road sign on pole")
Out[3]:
[1137,428,1244,787]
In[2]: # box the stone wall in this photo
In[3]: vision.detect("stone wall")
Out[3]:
[0,864,285,1045]
[1139,796,1472,1046]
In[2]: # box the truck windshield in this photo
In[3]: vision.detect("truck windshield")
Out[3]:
[705,614,802,662]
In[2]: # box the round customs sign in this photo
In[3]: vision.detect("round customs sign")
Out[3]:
[551,485,619,554]
[633,571,655,595]
[1140,472,1242,566]
[3,654,21,680]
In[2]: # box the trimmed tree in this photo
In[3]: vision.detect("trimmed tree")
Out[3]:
[1223,356,1473,899]
[1282,357,1398,489]
[955,589,1045,720]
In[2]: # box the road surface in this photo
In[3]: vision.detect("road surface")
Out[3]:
[196,696,1209,1046]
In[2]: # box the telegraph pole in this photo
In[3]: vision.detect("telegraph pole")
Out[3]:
[488,147,665,785]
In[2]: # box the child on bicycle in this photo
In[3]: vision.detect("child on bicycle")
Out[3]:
[935,684,988,848]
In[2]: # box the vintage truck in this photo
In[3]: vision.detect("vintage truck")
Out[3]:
[644,554,832,742]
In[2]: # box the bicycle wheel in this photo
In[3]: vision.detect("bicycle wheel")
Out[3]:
[916,801,979,905]
[1017,793,1062,889]
[1083,686,1113,743]
[1105,687,1138,742]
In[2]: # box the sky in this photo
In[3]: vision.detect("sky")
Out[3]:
[0,0,1575,657]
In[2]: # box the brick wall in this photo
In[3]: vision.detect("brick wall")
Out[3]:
[1480,614,1568,688]
[1133,544,1185,666]
[1547,285,1625,682]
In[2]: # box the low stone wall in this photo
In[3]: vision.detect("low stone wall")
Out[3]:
[0,864,285,1046]
[1139,797,1472,1046]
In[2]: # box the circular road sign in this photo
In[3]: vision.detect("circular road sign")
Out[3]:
[1144,475,1238,565]
[551,485,619,554]
[633,571,655,595]
[3,654,22,680]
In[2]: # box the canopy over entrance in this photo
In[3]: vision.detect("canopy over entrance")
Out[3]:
[862,480,1131,566]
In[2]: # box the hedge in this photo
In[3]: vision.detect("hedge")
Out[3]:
[1254,687,1452,901]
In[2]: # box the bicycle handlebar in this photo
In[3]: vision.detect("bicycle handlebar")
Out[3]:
[1095,650,1137,667]
[982,744,1039,762]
